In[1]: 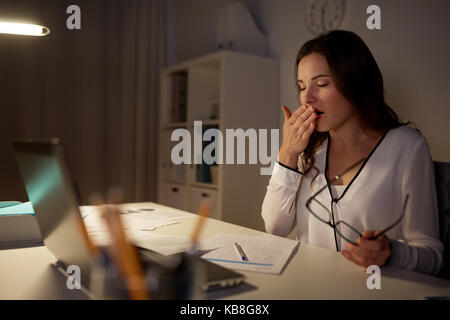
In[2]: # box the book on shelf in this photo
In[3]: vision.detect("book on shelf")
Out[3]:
[170,73,188,123]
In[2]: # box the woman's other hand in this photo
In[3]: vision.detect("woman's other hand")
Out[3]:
[278,104,316,169]
[341,230,391,268]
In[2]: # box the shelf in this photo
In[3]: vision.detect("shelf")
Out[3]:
[190,182,219,190]
[164,122,188,129]
[165,120,219,129]
[201,119,220,126]
[163,179,187,185]
[158,50,280,231]
[164,179,218,190]
[187,119,220,127]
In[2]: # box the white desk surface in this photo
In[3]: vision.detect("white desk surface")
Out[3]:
[1,202,449,300]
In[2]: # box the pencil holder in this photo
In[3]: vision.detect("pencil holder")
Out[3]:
[89,248,131,300]
[89,246,206,299]
[172,252,205,299]
[141,251,205,300]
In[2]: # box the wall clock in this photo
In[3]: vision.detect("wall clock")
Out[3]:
[305,0,345,35]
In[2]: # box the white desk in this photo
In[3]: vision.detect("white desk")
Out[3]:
[1,202,449,300]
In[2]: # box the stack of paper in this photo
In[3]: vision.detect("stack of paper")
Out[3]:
[0,201,43,248]
[201,233,299,274]
[128,230,195,256]
[79,205,196,255]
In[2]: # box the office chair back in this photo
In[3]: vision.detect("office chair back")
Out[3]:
[434,161,450,280]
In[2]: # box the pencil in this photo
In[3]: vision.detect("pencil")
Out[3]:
[189,199,212,250]
[102,204,149,300]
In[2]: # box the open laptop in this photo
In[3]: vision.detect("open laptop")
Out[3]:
[12,138,244,297]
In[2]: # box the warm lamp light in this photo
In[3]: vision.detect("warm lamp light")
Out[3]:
[0,21,50,36]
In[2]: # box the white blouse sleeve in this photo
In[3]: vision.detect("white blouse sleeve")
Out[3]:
[388,136,444,276]
[261,161,302,237]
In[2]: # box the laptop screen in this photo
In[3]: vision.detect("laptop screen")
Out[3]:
[13,139,93,287]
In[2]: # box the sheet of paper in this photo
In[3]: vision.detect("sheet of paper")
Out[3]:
[88,228,214,256]
[128,231,193,256]
[132,231,217,255]
[118,207,192,220]
[79,205,191,232]
[85,227,184,255]
[201,233,299,274]
[79,205,203,256]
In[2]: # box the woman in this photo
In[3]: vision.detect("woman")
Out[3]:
[261,30,443,276]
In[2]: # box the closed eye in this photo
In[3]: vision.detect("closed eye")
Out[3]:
[297,83,328,92]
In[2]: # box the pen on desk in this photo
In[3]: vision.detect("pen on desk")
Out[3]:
[234,242,249,261]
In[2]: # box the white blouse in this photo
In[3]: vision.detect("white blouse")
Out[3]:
[261,125,443,276]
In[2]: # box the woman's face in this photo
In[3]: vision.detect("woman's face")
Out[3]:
[297,53,356,133]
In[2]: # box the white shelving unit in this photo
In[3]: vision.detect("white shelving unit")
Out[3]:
[157,50,279,231]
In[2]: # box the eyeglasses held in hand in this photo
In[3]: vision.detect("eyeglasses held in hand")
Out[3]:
[306,158,409,246]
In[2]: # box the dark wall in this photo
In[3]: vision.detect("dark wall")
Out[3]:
[0,0,107,202]
[0,0,160,203]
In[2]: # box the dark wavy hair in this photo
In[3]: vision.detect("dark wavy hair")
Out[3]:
[295,30,405,179]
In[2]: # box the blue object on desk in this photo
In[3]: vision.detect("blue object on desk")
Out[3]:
[0,201,35,216]
[0,201,22,209]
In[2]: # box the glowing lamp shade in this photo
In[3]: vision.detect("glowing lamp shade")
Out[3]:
[0,21,50,36]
